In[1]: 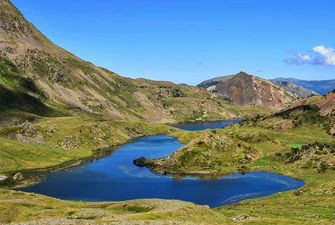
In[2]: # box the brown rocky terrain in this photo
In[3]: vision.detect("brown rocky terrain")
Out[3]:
[317,92,335,116]
[242,90,335,137]
[201,72,298,110]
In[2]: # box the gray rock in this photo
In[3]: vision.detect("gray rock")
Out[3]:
[13,172,24,181]
[0,175,8,181]
[18,121,38,137]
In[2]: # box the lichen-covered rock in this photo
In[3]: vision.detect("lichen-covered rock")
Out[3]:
[18,121,37,137]
[13,172,24,181]
[15,121,44,144]
[16,133,44,144]
[58,136,79,149]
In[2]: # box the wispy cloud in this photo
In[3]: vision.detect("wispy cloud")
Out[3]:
[284,45,335,66]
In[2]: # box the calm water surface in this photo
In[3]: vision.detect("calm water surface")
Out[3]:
[21,134,304,207]
[171,120,240,131]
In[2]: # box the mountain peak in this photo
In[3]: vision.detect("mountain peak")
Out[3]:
[197,72,253,89]
[0,0,55,53]
[237,71,250,76]
[198,72,298,109]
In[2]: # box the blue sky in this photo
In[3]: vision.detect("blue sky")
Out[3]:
[12,0,335,85]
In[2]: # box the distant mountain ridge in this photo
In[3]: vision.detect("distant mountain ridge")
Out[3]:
[198,72,298,110]
[272,78,335,95]
[271,80,318,98]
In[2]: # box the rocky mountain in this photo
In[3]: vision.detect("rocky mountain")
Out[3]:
[199,73,317,99]
[272,78,335,95]
[198,72,298,110]
[0,0,265,123]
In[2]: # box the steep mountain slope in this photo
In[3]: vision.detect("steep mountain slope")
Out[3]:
[273,78,335,95]
[271,80,318,98]
[0,0,263,123]
[197,75,234,88]
[198,72,298,110]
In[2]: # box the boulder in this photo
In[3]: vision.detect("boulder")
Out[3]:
[58,136,79,149]
[13,172,24,181]
[133,157,150,167]
[18,121,37,137]
[0,175,8,182]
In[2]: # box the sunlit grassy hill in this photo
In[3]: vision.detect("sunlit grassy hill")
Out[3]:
[0,0,269,125]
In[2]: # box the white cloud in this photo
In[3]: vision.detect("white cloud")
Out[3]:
[312,45,335,65]
[285,45,335,66]
[297,53,312,62]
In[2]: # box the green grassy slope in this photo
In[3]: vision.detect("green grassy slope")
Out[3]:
[0,115,176,175]
[0,189,228,225]
[0,0,270,124]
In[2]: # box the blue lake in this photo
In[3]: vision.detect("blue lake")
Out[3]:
[21,135,304,207]
[171,119,240,131]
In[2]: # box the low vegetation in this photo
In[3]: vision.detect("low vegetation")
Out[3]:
[287,142,335,172]
[0,115,176,176]
[0,189,228,225]
[142,131,258,176]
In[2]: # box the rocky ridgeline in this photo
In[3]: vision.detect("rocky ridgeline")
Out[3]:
[0,0,34,37]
